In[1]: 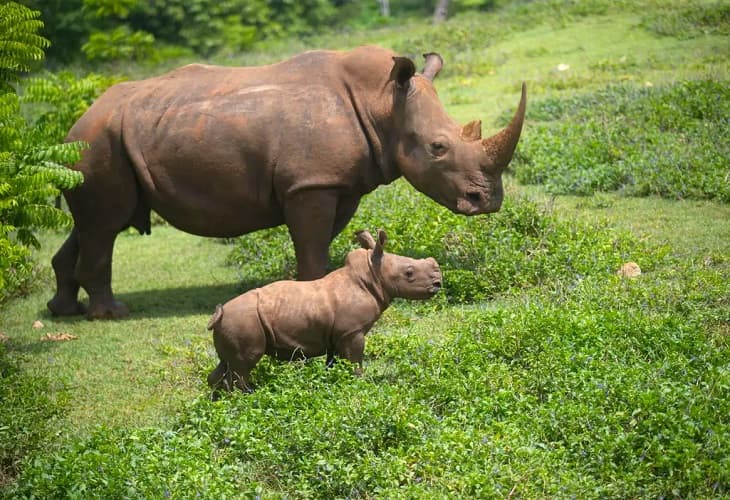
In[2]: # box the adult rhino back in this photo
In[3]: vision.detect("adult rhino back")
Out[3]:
[49,45,526,319]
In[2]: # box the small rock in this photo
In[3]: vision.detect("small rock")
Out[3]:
[617,262,641,278]
[556,63,570,72]
[0,332,9,342]
[644,81,653,87]
[32,320,44,329]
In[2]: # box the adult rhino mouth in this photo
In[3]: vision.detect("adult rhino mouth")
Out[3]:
[428,279,442,295]
[455,191,502,215]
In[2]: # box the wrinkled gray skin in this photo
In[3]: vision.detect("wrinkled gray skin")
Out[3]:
[48,45,525,319]
[207,229,442,394]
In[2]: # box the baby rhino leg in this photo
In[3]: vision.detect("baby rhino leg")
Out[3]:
[214,294,266,394]
[336,333,366,376]
[207,361,229,400]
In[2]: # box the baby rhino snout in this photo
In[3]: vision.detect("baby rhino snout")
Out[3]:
[427,257,442,294]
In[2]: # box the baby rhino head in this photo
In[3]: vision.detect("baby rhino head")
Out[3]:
[355,229,442,300]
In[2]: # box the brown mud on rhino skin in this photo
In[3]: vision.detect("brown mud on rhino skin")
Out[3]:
[48,45,524,320]
[206,229,442,395]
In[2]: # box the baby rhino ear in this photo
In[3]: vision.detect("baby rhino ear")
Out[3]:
[372,229,386,265]
[355,230,376,249]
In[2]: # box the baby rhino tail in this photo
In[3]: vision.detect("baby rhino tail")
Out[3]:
[207,304,224,331]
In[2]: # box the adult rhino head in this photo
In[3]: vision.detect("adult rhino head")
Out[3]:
[48,45,526,319]
[388,53,527,215]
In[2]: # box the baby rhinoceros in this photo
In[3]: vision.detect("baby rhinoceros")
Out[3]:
[207,229,442,394]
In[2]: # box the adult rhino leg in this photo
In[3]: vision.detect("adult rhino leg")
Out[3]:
[284,189,339,280]
[330,196,361,242]
[47,226,86,316]
[77,228,129,320]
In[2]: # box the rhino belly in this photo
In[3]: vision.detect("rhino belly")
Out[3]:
[124,107,284,237]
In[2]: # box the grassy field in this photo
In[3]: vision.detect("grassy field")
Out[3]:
[2,0,729,497]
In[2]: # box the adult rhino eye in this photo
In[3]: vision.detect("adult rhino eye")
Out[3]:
[430,142,448,157]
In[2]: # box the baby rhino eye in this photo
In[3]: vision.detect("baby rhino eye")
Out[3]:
[405,267,414,280]
[430,142,448,157]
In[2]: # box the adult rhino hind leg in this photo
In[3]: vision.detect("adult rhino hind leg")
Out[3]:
[77,227,130,320]
[47,226,86,316]
[63,152,141,319]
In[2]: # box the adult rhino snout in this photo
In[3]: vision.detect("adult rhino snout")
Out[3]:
[455,183,504,215]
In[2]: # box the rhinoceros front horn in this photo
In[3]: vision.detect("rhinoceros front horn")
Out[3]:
[481,82,527,169]
[421,53,444,81]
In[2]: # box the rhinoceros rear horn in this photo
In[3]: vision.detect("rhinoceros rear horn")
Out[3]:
[482,82,527,168]
[421,52,444,81]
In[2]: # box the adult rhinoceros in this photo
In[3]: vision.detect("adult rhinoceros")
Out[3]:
[48,45,526,319]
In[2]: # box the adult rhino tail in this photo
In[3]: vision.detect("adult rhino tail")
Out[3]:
[207,304,224,330]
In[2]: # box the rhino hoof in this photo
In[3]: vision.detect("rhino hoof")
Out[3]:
[47,297,87,317]
[86,300,130,320]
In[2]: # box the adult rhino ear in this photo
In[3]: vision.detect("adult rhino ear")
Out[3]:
[390,56,416,89]
[461,120,482,141]
[355,230,376,249]
[421,52,443,81]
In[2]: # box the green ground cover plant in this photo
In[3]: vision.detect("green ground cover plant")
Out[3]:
[1,0,729,497]
[0,343,69,487]
[6,260,728,497]
[512,80,730,200]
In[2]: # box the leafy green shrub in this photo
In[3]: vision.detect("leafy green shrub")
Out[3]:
[0,2,48,94]
[20,71,118,144]
[82,25,155,62]
[8,256,728,497]
[641,1,730,39]
[0,2,99,302]
[0,343,69,487]
[512,80,730,201]
[229,180,662,303]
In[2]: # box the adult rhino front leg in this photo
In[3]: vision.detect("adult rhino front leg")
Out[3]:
[284,189,341,280]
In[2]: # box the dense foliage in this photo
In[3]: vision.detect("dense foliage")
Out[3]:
[0,3,111,302]
[512,80,730,201]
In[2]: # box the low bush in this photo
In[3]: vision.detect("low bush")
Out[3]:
[229,180,664,302]
[512,80,730,201]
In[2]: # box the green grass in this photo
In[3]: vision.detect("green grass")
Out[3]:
[2,0,729,496]
[0,227,239,436]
